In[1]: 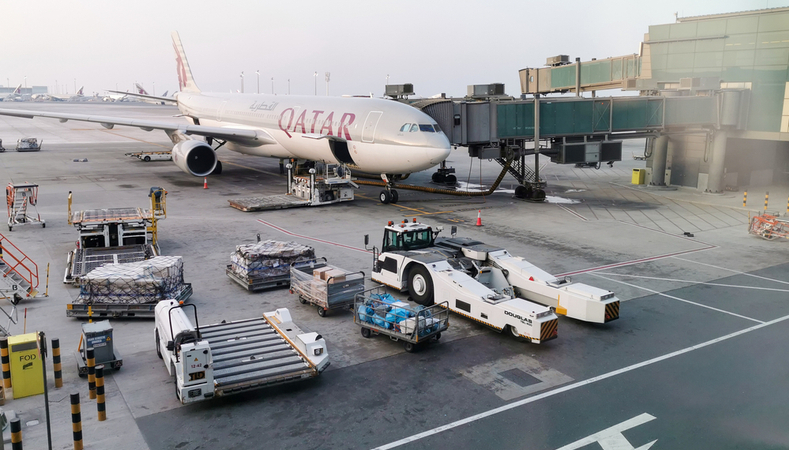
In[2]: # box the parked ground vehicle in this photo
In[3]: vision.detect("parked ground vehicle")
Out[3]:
[154,300,329,404]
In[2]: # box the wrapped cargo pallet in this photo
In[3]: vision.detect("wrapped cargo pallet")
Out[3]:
[76,256,188,304]
[230,240,315,281]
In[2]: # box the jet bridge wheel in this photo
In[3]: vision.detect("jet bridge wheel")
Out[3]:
[408,265,434,306]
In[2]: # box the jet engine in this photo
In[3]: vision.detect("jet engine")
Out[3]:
[171,139,217,177]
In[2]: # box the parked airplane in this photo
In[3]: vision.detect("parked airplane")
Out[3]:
[0,32,450,203]
[2,85,23,102]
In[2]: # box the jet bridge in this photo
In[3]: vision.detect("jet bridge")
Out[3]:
[409,89,747,196]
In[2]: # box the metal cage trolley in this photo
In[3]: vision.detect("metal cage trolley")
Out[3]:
[354,286,449,352]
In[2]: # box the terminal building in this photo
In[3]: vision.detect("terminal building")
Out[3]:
[520,7,788,192]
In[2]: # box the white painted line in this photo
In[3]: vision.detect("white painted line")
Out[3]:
[671,256,789,285]
[556,203,588,221]
[556,413,656,450]
[373,316,787,450]
[592,274,765,324]
[558,245,715,277]
[594,272,789,292]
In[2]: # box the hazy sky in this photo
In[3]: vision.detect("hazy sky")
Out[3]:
[2,0,786,98]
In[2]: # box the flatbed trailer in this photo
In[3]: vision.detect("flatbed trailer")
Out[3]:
[354,287,449,352]
[125,151,172,162]
[66,283,193,318]
[290,259,365,317]
[155,301,329,404]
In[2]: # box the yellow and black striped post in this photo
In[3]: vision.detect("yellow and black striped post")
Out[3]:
[71,393,83,450]
[86,347,96,400]
[743,190,747,207]
[10,416,22,449]
[1,336,11,389]
[764,191,769,212]
[96,365,106,421]
[52,338,62,389]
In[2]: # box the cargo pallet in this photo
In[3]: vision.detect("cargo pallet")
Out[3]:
[66,283,192,318]
[226,259,316,292]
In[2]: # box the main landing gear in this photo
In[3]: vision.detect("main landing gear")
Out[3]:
[379,174,399,204]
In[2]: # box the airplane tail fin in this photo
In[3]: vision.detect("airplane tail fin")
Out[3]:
[171,31,200,93]
[13,84,21,94]
[135,83,149,95]
[77,86,84,96]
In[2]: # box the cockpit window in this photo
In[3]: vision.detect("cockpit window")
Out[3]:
[419,124,435,132]
[399,123,410,132]
[410,124,418,132]
[432,124,441,132]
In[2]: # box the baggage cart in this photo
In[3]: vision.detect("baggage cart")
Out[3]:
[289,258,365,317]
[353,286,449,352]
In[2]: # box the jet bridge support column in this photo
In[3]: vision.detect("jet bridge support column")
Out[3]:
[650,136,669,186]
[705,131,727,193]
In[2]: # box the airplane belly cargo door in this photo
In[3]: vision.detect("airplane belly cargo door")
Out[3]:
[328,139,355,165]
[362,111,383,143]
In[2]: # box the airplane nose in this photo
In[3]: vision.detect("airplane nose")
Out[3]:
[427,143,451,165]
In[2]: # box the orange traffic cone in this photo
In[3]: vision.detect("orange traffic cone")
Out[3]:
[203,177,208,189]
[475,210,482,226]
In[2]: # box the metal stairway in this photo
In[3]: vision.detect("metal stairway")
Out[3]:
[0,233,39,302]
[6,183,45,231]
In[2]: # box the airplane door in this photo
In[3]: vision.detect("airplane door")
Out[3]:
[217,101,227,122]
[361,111,383,143]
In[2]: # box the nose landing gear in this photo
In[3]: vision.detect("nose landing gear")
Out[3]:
[379,174,399,204]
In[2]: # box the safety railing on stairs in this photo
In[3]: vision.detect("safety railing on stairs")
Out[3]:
[0,233,39,291]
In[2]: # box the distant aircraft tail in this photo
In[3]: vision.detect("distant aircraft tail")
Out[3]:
[161,90,168,97]
[12,84,21,94]
[135,83,149,95]
[171,31,200,93]
[76,86,84,96]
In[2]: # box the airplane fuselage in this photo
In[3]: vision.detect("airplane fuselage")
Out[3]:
[175,92,451,174]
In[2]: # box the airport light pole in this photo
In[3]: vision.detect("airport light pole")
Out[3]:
[24,76,26,89]
[325,72,330,96]
[240,72,244,93]
[271,77,274,94]
[314,72,317,95]
[288,79,290,95]
[153,81,155,96]
[256,70,260,94]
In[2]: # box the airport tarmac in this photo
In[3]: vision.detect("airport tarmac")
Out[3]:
[0,103,786,449]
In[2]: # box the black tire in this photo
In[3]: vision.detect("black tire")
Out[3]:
[298,296,307,304]
[509,325,521,339]
[317,306,326,317]
[515,185,528,199]
[143,156,151,162]
[379,190,391,204]
[434,332,441,341]
[42,223,45,228]
[172,364,179,400]
[403,341,416,353]
[390,190,399,204]
[212,160,223,175]
[408,265,434,306]
[533,189,546,201]
[155,329,163,359]
[445,175,457,185]
[431,172,443,183]
[361,327,371,338]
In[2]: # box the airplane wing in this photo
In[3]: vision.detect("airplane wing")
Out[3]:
[0,108,278,145]
[107,90,177,104]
